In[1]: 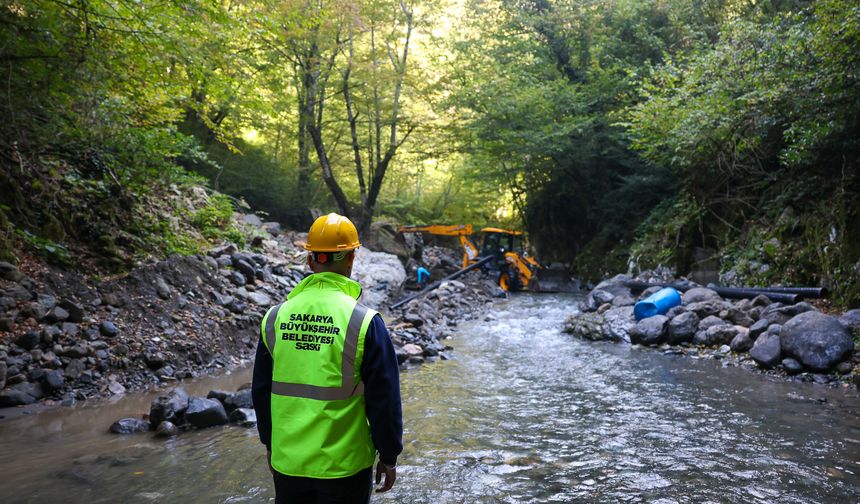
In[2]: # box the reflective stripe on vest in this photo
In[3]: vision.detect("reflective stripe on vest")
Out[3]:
[264,301,368,401]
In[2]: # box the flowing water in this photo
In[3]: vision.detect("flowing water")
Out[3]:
[1,293,859,503]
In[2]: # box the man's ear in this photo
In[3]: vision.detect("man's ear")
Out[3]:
[307,254,314,270]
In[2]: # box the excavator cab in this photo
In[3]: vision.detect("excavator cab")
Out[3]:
[479,228,540,292]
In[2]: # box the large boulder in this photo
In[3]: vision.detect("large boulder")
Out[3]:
[352,248,406,309]
[149,388,189,427]
[750,328,782,368]
[683,288,721,304]
[780,311,854,372]
[629,315,668,345]
[602,306,635,343]
[748,319,770,339]
[362,221,411,261]
[185,397,228,428]
[667,311,699,345]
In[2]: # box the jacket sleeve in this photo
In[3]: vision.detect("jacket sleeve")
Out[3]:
[361,314,404,466]
[251,337,273,451]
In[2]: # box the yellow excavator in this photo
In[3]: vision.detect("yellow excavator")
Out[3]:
[398,225,543,292]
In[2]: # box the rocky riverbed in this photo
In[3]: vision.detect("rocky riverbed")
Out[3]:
[0,215,498,413]
[564,273,860,387]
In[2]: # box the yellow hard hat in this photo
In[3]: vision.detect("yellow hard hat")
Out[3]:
[304,213,362,252]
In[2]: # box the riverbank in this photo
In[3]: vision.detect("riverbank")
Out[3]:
[564,273,860,388]
[0,213,496,415]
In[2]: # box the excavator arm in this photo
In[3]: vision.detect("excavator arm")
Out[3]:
[398,224,479,268]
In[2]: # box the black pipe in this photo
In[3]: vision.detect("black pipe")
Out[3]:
[709,287,799,304]
[719,286,828,299]
[390,255,495,310]
[624,281,799,304]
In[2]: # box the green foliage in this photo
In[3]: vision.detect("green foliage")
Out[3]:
[15,229,71,266]
[191,194,245,247]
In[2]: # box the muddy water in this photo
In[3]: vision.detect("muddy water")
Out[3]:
[1,294,859,503]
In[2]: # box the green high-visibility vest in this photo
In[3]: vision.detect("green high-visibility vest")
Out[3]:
[261,272,377,478]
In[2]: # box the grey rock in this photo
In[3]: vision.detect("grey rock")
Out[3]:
[750,294,772,307]
[41,326,61,346]
[725,307,755,327]
[262,222,281,236]
[4,284,31,301]
[603,306,635,343]
[0,296,15,310]
[750,332,782,368]
[629,315,668,345]
[37,293,57,310]
[836,361,854,374]
[59,300,85,323]
[638,285,663,300]
[233,259,257,285]
[66,359,86,380]
[0,388,37,407]
[686,301,724,318]
[597,303,612,314]
[838,309,860,333]
[683,288,722,304]
[394,345,409,365]
[229,407,257,427]
[206,390,230,402]
[729,329,754,352]
[216,255,233,268]
[46,306,70,323]
[223,389,253,412]
[144,351,166,369]
[155,420,180,437]
[782,358,804,374]
[780,311,854,372]
[665,305,686,319]
[63,344,88,359]
[25,302,47,321]
[155,277,171,299]
[705,325,739,346]
[778,302,816,317]
[0,317,15,332]
[13,381,44,400]
[611,294,635,307]
[748,319,770,340]
[667,311,699,345]
[185,397,228,428]
[15,331,40,351]
[247,291,272,306]
[99,321,119,337]
[0,360,5,390]
[699,316,727,331]
[591,289,615,305]
[760,303,792,325]
[61,322,79,337]
[109,418,150,434]
[42,369,64,391]
[229,271,246,287]
[0,261,22,281]
[149,388,190,427]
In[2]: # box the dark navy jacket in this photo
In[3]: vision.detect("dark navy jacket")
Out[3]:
[252,313,403,466]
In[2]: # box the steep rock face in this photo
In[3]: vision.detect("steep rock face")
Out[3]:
[780,311,854,371]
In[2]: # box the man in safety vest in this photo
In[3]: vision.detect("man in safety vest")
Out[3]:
[252,213,403,503]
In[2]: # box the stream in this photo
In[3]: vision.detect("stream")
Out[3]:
[0,293,858,503]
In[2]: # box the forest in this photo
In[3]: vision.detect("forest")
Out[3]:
[1,0,858,306]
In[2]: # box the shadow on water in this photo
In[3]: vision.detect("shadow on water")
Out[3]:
[1,293,859,503]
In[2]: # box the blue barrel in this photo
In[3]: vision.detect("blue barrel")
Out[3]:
[634,287,682,320]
